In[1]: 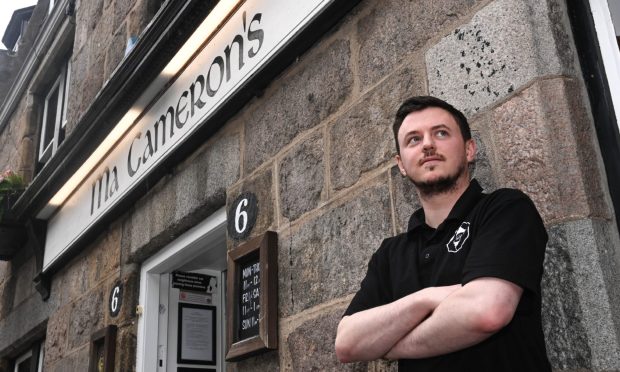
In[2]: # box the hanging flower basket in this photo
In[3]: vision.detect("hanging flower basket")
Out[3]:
[0,170,27,259]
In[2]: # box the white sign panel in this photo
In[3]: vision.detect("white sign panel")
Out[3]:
[43,0,336,270]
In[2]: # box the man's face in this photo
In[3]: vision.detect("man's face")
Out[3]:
[395,107,475,193]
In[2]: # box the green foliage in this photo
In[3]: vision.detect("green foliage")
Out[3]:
[0,169,25,222]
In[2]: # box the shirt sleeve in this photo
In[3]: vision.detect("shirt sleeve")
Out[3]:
[343,239,392,316]
[461,190,548,296]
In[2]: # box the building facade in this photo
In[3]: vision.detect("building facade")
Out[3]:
[1,0,620,371]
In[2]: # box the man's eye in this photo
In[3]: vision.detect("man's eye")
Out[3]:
[408,136,421,144]
[436,130,448,138]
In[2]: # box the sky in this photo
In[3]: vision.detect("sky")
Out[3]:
[0,0,38,50]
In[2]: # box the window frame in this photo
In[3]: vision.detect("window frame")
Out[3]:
[589,0,620,126]
[13,350,32,372]
[12,340,44,372]
[38,58,70,165]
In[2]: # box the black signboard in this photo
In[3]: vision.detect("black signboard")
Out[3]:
[238,255,260,340]
[172,271,213,293]
[226,231,278,361]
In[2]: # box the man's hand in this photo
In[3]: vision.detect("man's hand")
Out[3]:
[384,277,522,360]
[335,285,460,363]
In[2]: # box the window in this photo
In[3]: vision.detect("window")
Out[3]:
[38,58,70,165]
[12,341,44,372]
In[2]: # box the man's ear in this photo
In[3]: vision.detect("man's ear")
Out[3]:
[395,154,407,176]
[466,139,476,163]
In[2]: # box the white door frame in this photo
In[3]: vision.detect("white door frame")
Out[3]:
[136,208,227,372]
[590,0,620,128]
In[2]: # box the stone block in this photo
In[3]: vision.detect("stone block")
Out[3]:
[194,133,241,213]
[0,294,53,358]
[66,47,89,131]
[368,359,398,372]
[147,175,177,245]
[43,304,73,367]
[542,224,592,370]
[228,350,279,372]
[486,78,609,224]
[226,167,275,247]
[84,40,106,107]
[279,131,325,222]
[390,165,419,234]
[73,345,90,372]
[115,324,137,372]
[128,0,156,38]
[86,223,121,285]
[244,38,352,173]
[67,288,104,349]
[123,174,177,262]
[47,355,72,372]
[469,130,496,193]
[0,281,13,322]
[543,219,620,370]
[426,0,576,115]
[18,137,35,182]
[11,256,35,307]
[329,64,425,190]
[357,0,484,87]
[113,0,138,32]
[0,262,9,282]
[88,0,104,31]
[105,27,128,80]
[286,307,366,371]
[122,193,153,263]
[590,219,620,340]
[47,345,89,372]
[74,19,88,57]
[63,255,91,303]
[279,180,392,316]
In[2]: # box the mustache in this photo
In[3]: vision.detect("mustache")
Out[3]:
[419,153,445,165]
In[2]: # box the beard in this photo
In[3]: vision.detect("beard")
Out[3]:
[412,162,466,197]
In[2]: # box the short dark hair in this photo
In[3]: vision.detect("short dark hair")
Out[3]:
[393,96,471,153]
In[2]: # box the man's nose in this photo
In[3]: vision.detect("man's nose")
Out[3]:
[422,134,435,151]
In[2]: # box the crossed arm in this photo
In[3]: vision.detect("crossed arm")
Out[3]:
[335,277,522,362]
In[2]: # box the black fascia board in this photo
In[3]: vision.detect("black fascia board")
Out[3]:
[566,0,620,233]
[18,0,362,275]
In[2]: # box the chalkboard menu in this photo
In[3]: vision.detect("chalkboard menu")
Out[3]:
[226,231,278,362]
[238,256,260,340]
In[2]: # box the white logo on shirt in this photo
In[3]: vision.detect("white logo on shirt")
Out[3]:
[447,222,470,253]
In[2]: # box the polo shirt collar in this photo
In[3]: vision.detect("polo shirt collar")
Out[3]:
[407,179,484,233]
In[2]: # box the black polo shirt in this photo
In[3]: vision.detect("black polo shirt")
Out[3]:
[344,180,551,371]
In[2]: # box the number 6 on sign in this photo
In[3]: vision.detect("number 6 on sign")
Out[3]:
[228,192,258,240]
[109,282,123,317]
[235,198,248,234]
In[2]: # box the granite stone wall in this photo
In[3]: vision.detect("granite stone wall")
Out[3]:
[0,0,158,369]
[66,0,159,135]
[1,0,619,371]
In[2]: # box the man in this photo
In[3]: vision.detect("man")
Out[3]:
[335,96,550,371]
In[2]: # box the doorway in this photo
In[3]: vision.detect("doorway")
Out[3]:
[137,209,227,372]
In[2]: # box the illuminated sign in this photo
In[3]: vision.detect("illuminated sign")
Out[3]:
[43,0,341,270]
